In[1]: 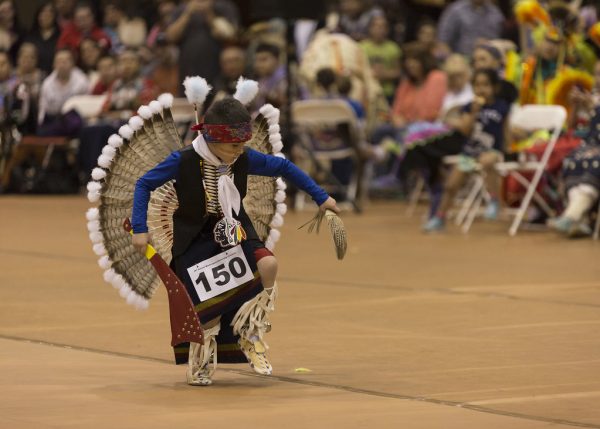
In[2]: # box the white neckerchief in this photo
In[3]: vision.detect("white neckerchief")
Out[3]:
[192,134,241,223]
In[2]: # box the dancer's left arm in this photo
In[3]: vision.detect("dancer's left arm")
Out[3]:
[247,148,340,213]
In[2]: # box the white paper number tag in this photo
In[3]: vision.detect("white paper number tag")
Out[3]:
[186,245,254,302]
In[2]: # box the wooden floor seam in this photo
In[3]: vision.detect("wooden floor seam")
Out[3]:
[1,333,598,429]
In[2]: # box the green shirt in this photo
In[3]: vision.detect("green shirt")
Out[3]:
[360,39,401,98]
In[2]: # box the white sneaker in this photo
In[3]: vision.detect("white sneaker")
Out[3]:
[186,324,220,386]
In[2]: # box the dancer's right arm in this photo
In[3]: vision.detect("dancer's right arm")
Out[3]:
[132,151,181,241]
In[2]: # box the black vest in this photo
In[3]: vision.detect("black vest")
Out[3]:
[172,146,259,258]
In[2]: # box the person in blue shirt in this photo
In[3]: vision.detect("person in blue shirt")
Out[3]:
[131,97,339,385]
[424,68,510,232]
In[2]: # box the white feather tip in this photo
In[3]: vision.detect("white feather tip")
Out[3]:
[118,124,134,140]
[137,105,153,120]
[107,134,123,148]
[91,168,106,181]
[158,93,174,109]
[183,76,212,106]
[86,207,99,221]
[149,100,162,114]
[128,116,144,131]
[234,77,259,105]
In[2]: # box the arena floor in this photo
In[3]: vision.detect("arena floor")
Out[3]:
[1,196,600,429]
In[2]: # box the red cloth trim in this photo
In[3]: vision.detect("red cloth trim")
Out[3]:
[253,247,274,262]
[190,122,252,143]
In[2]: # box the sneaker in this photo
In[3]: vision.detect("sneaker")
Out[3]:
[484,200,500,220]
[423,216,444,232]
[238,337,272,375]
[567,221,592,238]
[547,216,574,234]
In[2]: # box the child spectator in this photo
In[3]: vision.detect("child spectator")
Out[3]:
[423,69,510,231]
[360,15,401,103]
[26,2,60,75]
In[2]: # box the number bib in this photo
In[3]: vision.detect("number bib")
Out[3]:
[186,245,254,302]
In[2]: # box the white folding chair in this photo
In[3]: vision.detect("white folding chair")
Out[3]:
[291,99,363,211]
[496,105,566,236]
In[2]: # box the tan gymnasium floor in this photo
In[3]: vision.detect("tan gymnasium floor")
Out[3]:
[1,195,600,429]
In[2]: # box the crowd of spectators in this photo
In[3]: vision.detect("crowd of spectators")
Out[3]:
[1,0,600,237]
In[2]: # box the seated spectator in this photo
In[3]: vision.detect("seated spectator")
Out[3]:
[440,54,473,122]
[252,43,286,112]
[337,74,365,121]
[91,55,116,95]
[415,18,447,63]
[13,43,44,134]
[423,69,511,231]
[336,0,384,42]
[360,15,401,104]
[0,50,18,125]
[165,0,237,91]
[144,39,179,96]
[103,1,147,52]
[26,2,60,75]
[0,0,24,63]
[549,106,600,238]
[37,48,89,137]
[211,45,246,102]
[390,42,446,127]
[437,0,505,56]
[147,0,177,48]
[79,37,104,86]
[57,2,111,55]
[54,0,76,30]
[472,42,518,104]
[104,49,157,112]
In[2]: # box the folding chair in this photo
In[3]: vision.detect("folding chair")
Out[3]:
[291,99,363,212]
[460,105,566,235]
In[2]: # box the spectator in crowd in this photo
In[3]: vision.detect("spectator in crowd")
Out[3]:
[54,0,76,29]
[165,0,237,91]
[26,2,60,75]
[337,74,366,121]
[391,42,447,127]
[0,51,18,125]
[252,43,286,112]
[440,54,474,120]
[104,49,156,112]
[13,43,44,134]
[144,38,179,95]
[360,15,401,104]
[146,0,177,48]
[519,28,561,105]
[37,48,89,137]
[415,18,447,62]
[437,0,504,55]
[79,37,104,85]
[336,0,384,42]
[211,45,246,102]
[0,0,24,62]
[57,2,111,55]
[472,42,518,104]
[91,54,116,95]
[424,68,511,231]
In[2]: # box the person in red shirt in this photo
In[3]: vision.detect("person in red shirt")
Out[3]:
[57,2,111,56]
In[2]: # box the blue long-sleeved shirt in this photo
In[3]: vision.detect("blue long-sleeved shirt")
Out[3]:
[132,148,329,233]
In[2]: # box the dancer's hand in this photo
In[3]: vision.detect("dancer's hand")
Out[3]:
[319,197,340,214]
[132,233,149,254]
